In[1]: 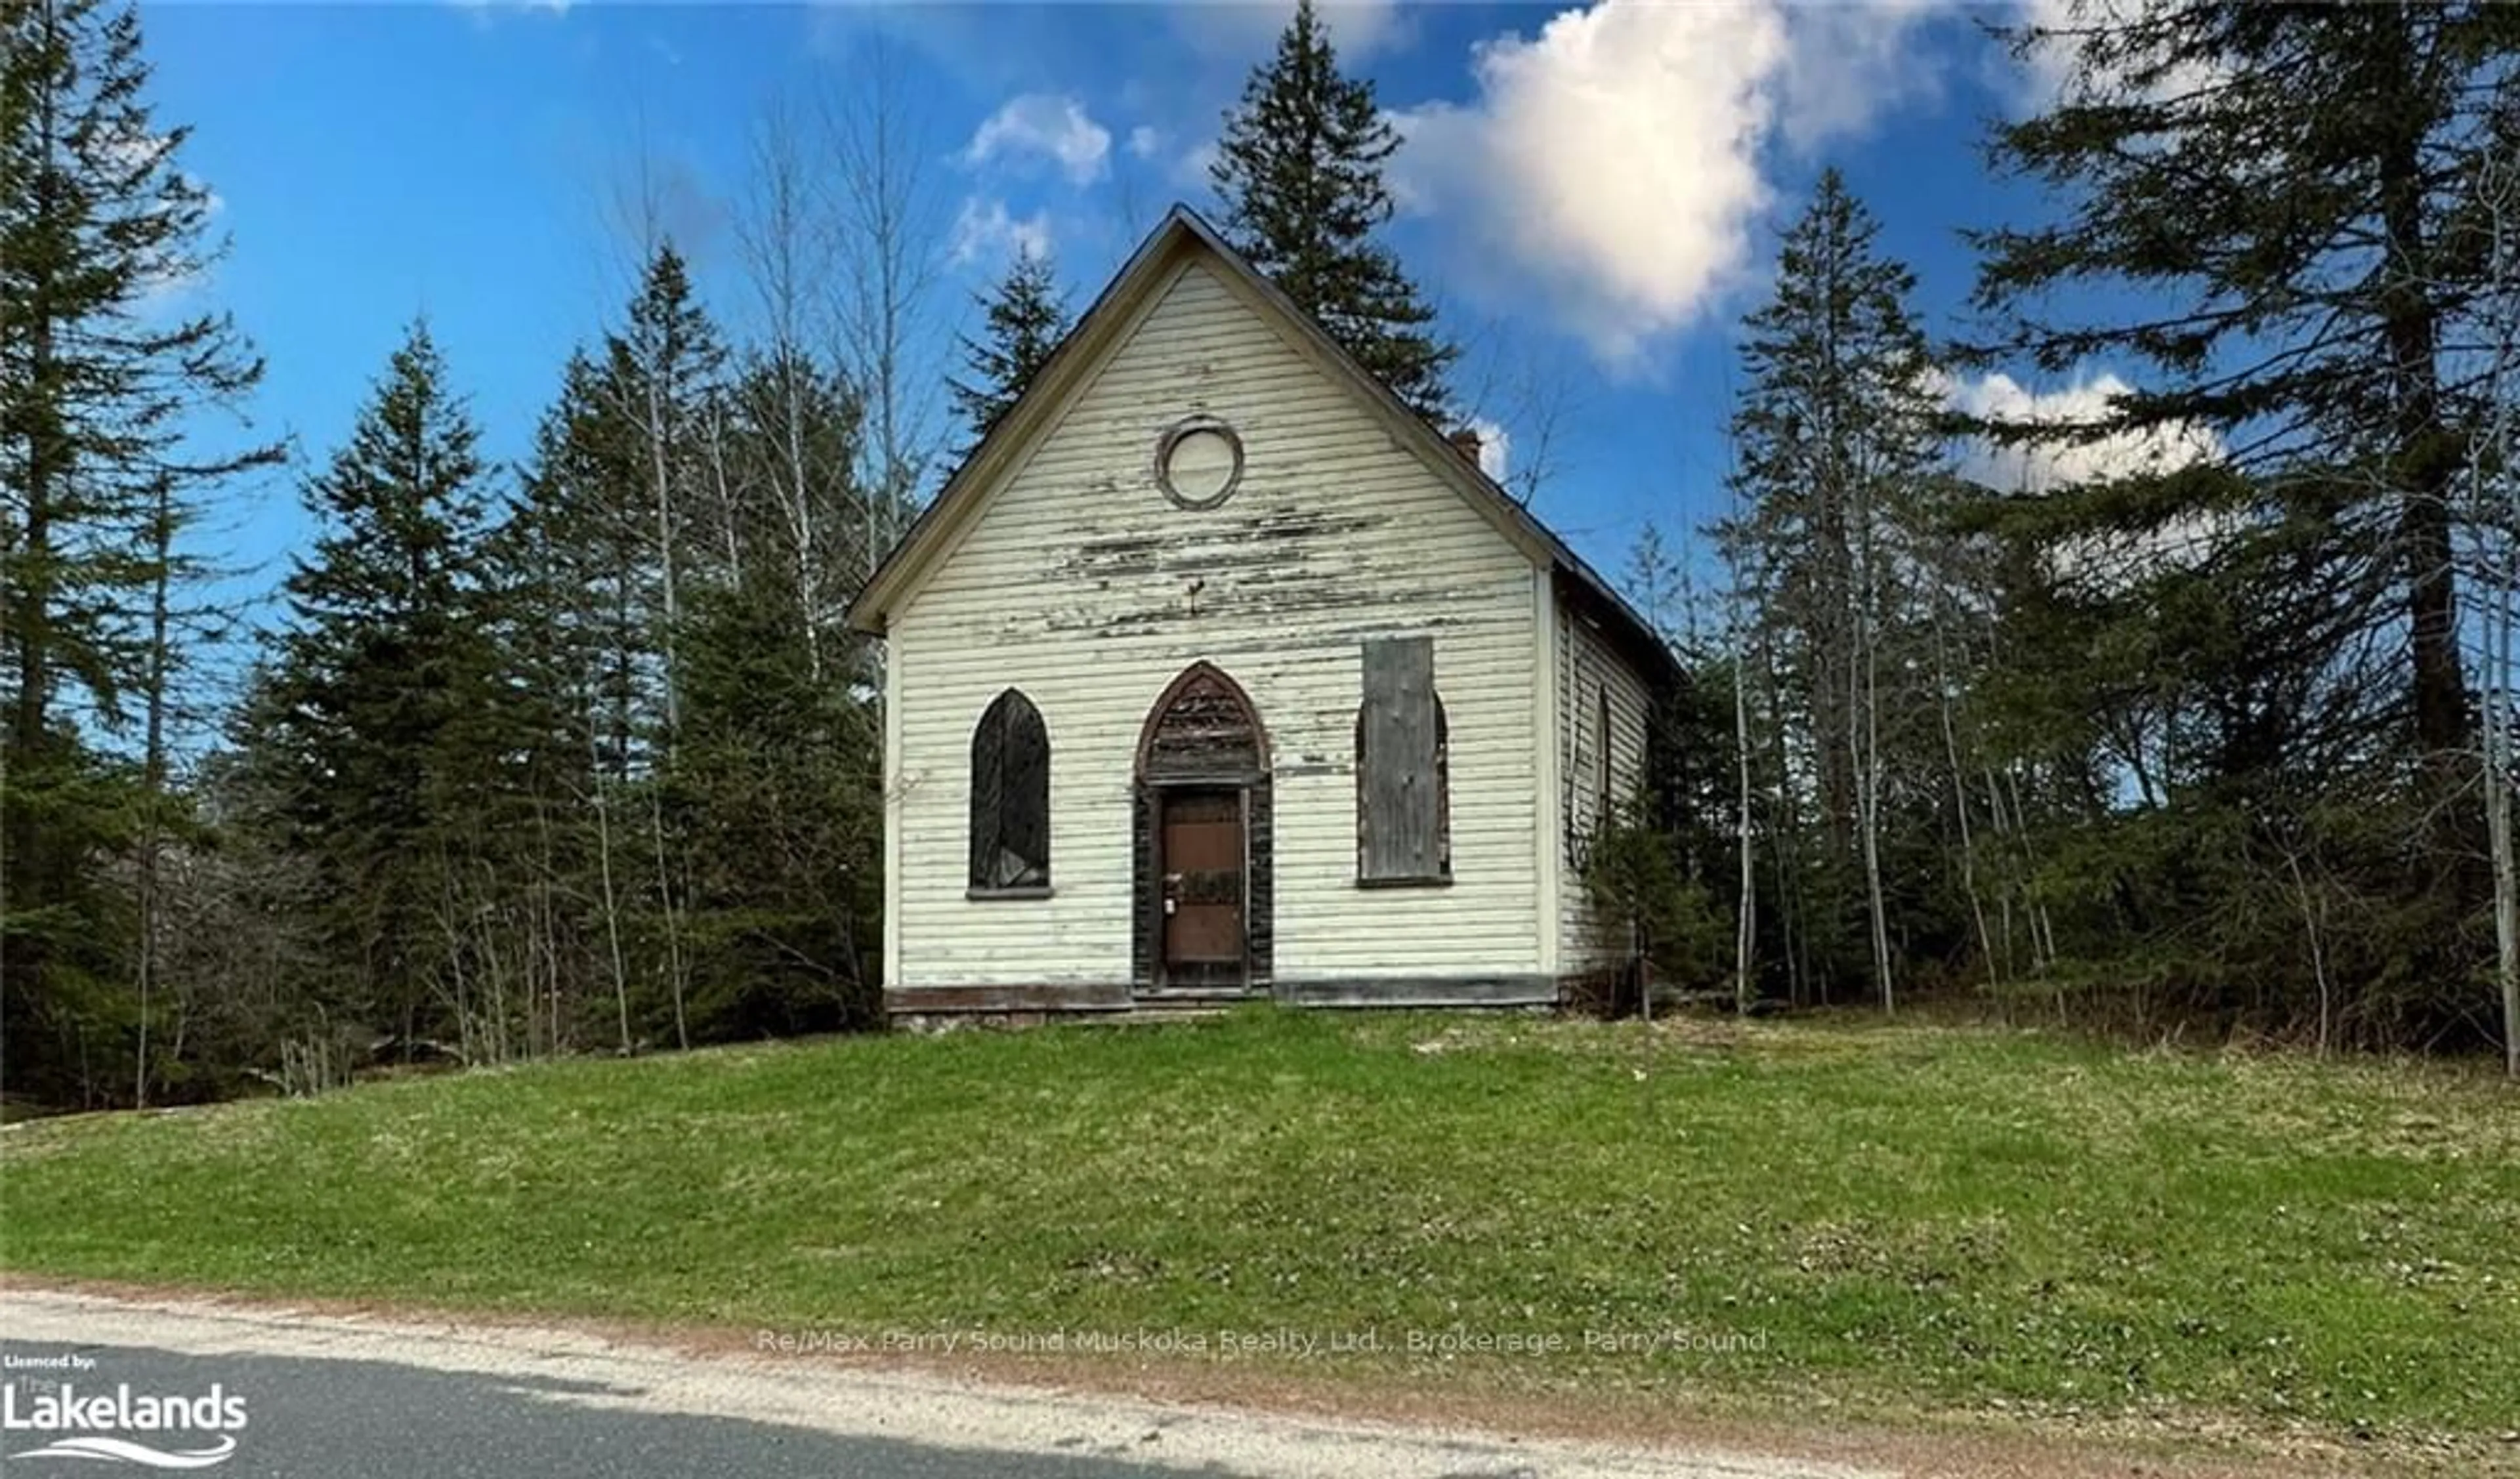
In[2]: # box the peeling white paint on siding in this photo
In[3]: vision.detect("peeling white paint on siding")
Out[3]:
[1532,575,1563,976]
[888,260,1545,989]
[881,609,905,987]
[1554,604,1652,972]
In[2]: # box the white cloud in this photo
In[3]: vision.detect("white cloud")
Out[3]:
[1944,368,2234,590]
[447,0,571,20]
[1777,0,1952,150]
[1173,138,1220,193]
[950,196,1053,268]
[1126,125,1164,161]
[964,94,1111,187]
[1391,0,1944,369]
[2009,0,2091,102]
[1466,417,1511,483]
[1172,0,1409,64]
[1945,369,2221,494]
[96,127,220,312]
[2007,0,2225,112]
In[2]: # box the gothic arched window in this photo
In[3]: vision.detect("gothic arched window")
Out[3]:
[970,689,1050,892]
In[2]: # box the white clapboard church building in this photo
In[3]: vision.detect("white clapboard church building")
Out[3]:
[844,205,1677,1014]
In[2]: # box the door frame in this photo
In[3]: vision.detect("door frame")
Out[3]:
[1132,662,1272,999]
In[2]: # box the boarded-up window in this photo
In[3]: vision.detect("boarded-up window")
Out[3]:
[1355,636,1450,883]
[970,689,1050,890]
[1595,684,1614,823]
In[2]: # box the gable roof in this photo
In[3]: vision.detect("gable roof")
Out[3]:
[843,204,1681,690]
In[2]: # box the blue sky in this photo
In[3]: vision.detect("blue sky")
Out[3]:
[144,1,2143,613]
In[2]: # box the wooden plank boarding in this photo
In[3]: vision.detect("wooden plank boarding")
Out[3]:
[1360,635,1439,881]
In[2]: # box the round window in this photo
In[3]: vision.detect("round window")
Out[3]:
[1155,417,1244,510]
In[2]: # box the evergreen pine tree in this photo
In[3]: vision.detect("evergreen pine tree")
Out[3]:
[1720,170,1946,1006]
[520,348,647,783]
[665,567,885,1036]
[497,348,654,1049]
[1209,0,1455,417]
[1960,1,2520,1045]
[1971,2,2518,772]
[948,245,1070,455]
[252,322,497,1044]
[723,345,877,680]
[508,332,891,1049]
[600,243,728,740]
[1,0,282,1102]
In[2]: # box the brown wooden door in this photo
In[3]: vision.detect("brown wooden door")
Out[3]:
[1160,788,1246,988]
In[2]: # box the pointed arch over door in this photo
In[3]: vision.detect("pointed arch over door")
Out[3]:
[1135,661,1270,780]
[1133,662,1272,994]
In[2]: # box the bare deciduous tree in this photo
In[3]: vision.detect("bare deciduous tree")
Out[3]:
[1452,317,1586,508]
[818,33,950,567]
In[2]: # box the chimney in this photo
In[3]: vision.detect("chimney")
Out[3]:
[1446,426,1482,464]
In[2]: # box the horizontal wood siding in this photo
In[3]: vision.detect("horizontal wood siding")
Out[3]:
[888,260,1542,989]
[1554,601,1654,972]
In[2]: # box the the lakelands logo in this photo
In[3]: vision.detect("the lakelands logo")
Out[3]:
[4,1379,248,1469]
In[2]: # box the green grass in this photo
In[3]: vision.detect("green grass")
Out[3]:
[5,1010,2516,1452]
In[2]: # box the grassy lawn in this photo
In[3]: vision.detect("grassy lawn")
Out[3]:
[4,1010,2516,1456]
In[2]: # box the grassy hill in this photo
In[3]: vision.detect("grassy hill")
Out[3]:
[5,1010,2514,1461]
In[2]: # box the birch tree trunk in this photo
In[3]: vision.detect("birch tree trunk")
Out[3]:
[2481,156,2520,1079]
[1852,456,1894,1016]
[1859,625,1893,1015]
[1935,617,1997,991]
[1723,497,1757,1015]
[738,96,850,683]
[132,476,176,1108]
[590,732,633,1054]
[1733,614,1757,1016]
[644,369,683,738]
[2492,549,2520,1076]
[650,784,690,1052]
